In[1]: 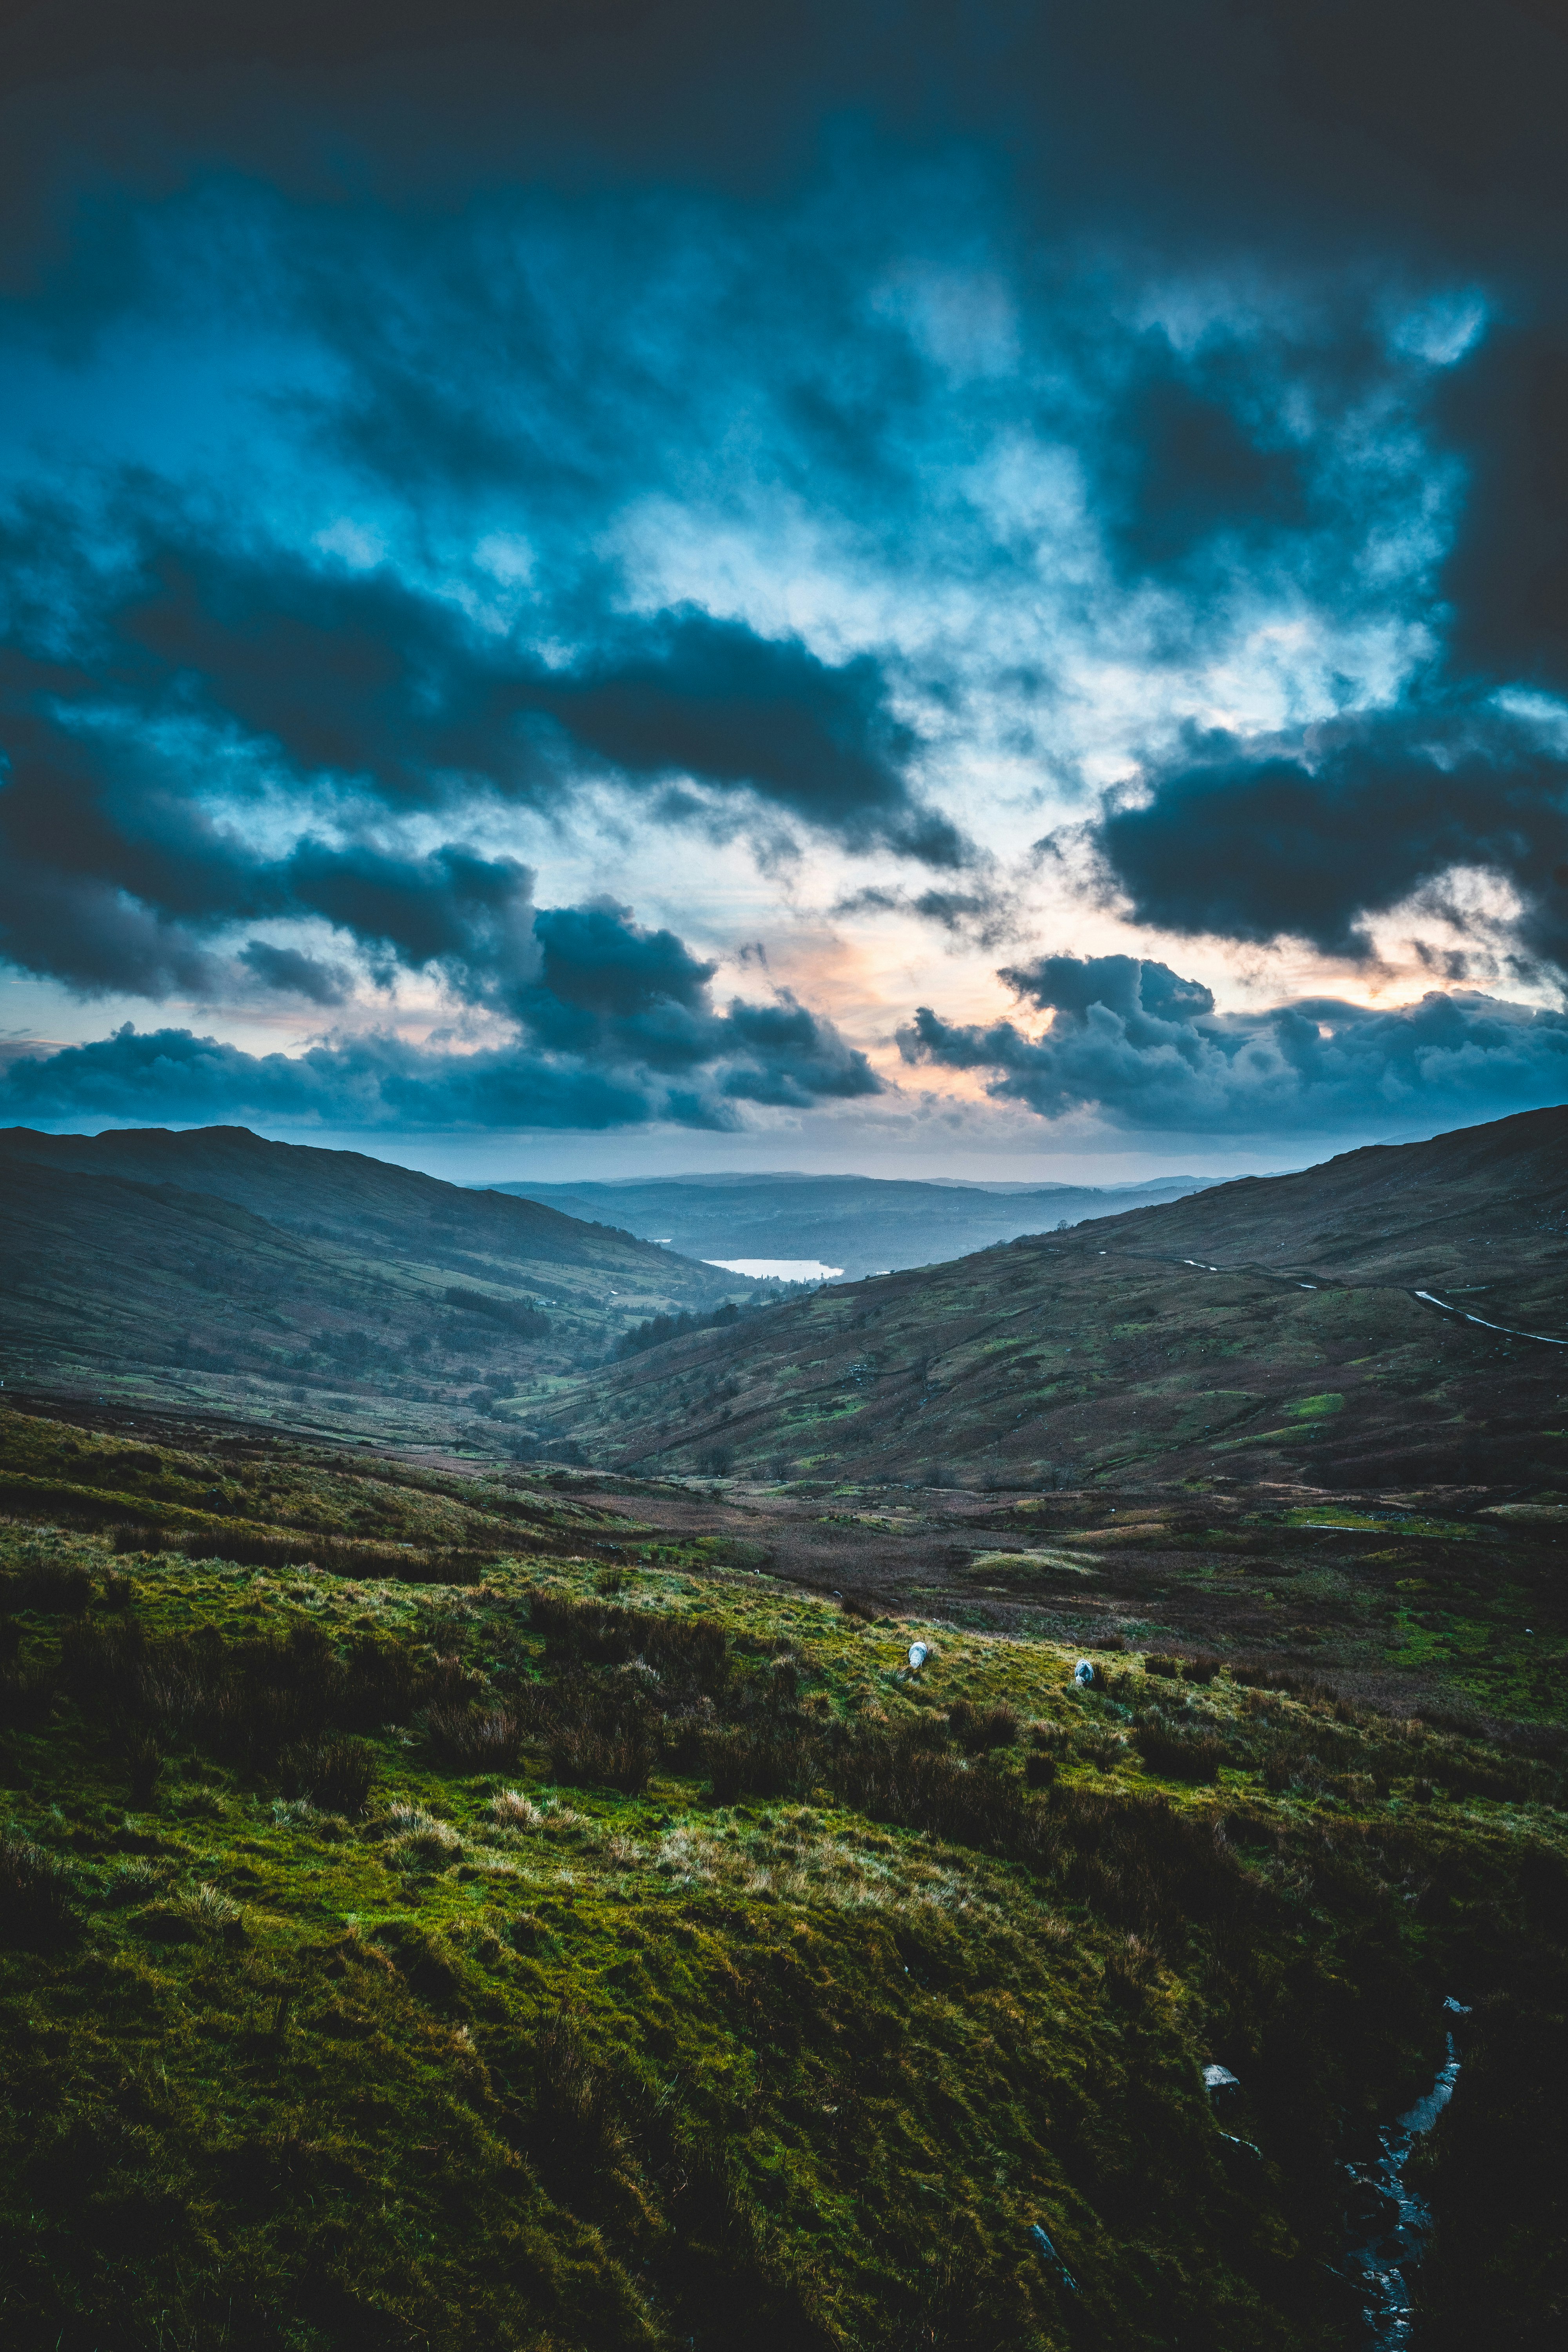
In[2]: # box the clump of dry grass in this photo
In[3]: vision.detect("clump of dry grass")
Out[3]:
[106,1858,165,1906]
[947,1697,1020,1754]
[492,1787,545,1829]
[279,1733,377,1814]
[184,1881,244,1934]
[426,1704,522,1771]
[387,1802,461,1858]
[1133,1722,1225,1784]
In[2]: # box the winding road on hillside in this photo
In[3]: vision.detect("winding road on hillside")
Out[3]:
[1142,1252,1568,1346]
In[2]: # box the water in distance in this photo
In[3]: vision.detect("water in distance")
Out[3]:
[705,1257,846,1281]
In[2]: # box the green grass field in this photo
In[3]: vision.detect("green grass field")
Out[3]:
[3,1412,1564,2349]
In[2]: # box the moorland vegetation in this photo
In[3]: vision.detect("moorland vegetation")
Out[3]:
[0,1406,1564,2349]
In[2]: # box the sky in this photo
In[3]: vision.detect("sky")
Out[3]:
[0,0,1566,1185]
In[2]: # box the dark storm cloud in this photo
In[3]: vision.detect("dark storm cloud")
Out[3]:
[517,902,881,1099]
[0,494,957,1030]
[2,0,1568,1148]
[7,5,1568,254]
[0,669,546,1003]
[0,1024,669,1133]
[717,996,882,1106]
[533,903,712,1016]
[1089,706,1568,973]
[8,522,945,853]
[236,940,350,1004]
[1432,324,1568,696]
[281,844,541,1000]
[902,953,1568,1136]
[533,613,948,861]
[1074,296,1568,972]
[0,689,263,998]
[0,638,885,1118]
[1093,337,1317,582]
[0,975,880,1131]
[0,856,882,1128]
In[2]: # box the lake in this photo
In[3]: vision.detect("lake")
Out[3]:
[704,1257,846,1281]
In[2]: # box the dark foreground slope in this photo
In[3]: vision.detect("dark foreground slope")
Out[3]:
[492,1169,1227,1279]
[530,1107,1568,1494]
[0,1410,1564,2350]
[0,1126,757,1445]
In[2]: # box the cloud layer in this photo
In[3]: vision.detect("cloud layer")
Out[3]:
[903,954,1568,1135]
[1091,707,1568,974]
[1,4,1567,1151]
[0,976,883,1135]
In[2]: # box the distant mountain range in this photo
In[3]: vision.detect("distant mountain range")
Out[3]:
[0,1125,755,1441]
[527,1106,1568,1494]
[480,1169,1230,1278]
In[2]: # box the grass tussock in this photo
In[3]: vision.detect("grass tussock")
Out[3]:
[1133,1722,1227,1784]
[425,1703,523,1772]
[0,1553,94,1613]
[0,1829,78,1948]
[279,1733,377,1814]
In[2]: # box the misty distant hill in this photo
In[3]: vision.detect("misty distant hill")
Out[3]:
[481,1170,1229,1278]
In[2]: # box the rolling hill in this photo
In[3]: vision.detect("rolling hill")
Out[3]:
[0,1126,766,1445]
[526,1107,1568,1494]
[487,1168,1228,1278]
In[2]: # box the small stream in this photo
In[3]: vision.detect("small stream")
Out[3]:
[1341,2000,1470,2348]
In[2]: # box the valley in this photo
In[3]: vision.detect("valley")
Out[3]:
[491,1167,1231,1281]
[0,1125,774,1445]
[532,1107,1568,1496]
[1,1105,1564,2349]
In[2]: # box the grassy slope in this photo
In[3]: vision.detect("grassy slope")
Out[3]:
[0,1406,639,1571]
[0,1126,766,1444]
[626,1485,1568,1732]
[1090,1104,1568,1321]
[533,1107,1568,1493]
[2,1413,1566,2350]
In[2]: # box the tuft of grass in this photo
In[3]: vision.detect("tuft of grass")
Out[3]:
[492,1786,546,1829]
[1133,1722,1226,1784]
[0,1829,79,1947]
[0,1554,93,1613]
[425,1704,522,1772]
[386,1800,461,1857]
[122,1728,164,1806]
[185,1881,245,1935]
[279,1731,377,1813]
[947,1697,1020,1753]
[549,1718,655,1796]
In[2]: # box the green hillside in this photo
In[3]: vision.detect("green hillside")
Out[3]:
[0,1127,771,1447]
[528,1107,1568,1496]
[1,1407,1564,2349]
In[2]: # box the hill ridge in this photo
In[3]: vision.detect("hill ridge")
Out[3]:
[525,1103,1568,1493]
[0,1124,766,1443]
